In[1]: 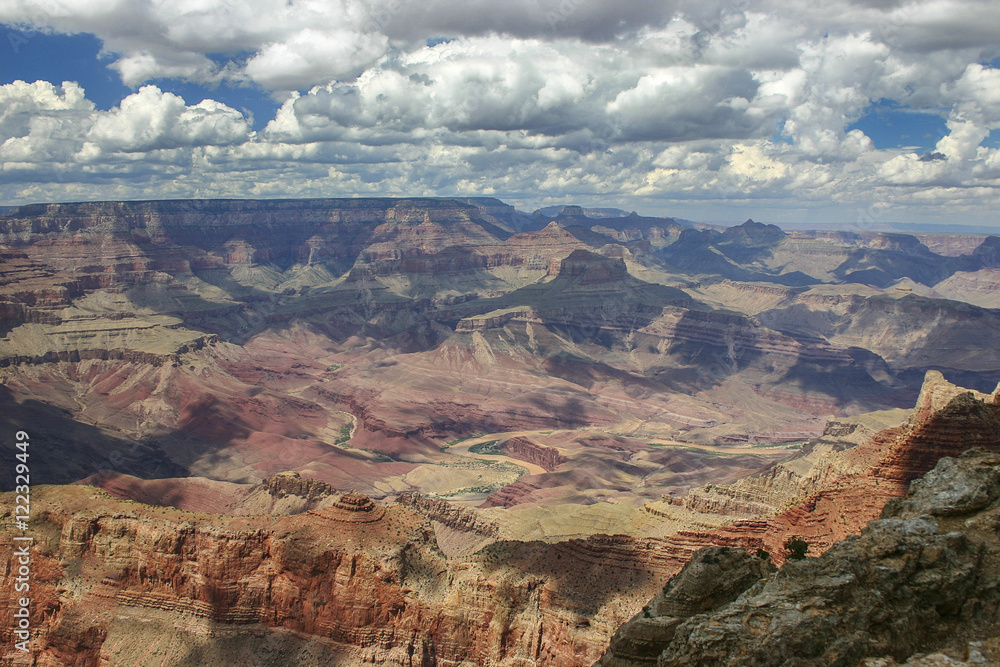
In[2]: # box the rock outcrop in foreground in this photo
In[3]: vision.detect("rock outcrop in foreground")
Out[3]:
[599,448,1000,666]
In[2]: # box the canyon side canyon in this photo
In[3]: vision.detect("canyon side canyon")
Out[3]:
[1,198,999,666]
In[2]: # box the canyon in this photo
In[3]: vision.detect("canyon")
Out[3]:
[1,370,997,666]
[1,197,999,665]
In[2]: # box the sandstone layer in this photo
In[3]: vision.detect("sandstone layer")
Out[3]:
[0,485,676,666]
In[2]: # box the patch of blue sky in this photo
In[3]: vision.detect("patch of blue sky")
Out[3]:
[769,133,794,145]
[0,29,277,130]
[847,98,948,151]
[1,30,128,110]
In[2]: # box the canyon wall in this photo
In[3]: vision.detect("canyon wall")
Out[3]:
[4,374,998,665]
[500,437,568,472]
[600,448,1000,666]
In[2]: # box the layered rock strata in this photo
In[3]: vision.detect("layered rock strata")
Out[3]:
[1,376,998,666]
[0,485,666,666]
[500,437,568,472]
[396,492,500,538]
[678,371,999,535]
[5,198,998,451]
[600,448,1000,666]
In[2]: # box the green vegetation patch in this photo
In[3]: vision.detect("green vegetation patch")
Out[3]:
[443,433,487,448]
[752,441,805,449]
[334,423,352,445]
[468,440,502,454]
[437,458,495,470]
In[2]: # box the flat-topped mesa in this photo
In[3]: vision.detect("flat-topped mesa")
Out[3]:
[0,319,219,368]
[0,197,490,232]
[559,205,587,217]
[228,475,385,518]
[264,471,336,501]
[554,249,629,284]
[454,307,534,332]
[0,198,508,278]
[860,231,928,252]
[501,437,568,472]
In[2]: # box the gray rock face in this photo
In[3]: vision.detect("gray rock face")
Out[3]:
[652,547,776,618]
[884,451,1000,518]
[596,547,776,666]
[598,449,1000,667]
[862,636,1000,666]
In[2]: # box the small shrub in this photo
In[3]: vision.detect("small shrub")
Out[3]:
[783,536,809,560]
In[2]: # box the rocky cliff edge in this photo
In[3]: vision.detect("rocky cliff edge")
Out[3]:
[599,448,1000,666]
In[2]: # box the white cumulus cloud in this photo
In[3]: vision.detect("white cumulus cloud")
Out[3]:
[2,0,1000,225]
[0,82,252,167]
[87,86,252,152]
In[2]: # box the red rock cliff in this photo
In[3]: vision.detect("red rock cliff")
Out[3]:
[0,486,666,666]
[501,437,568,472]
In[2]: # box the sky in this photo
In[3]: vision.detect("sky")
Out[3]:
[1,1,999,227]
